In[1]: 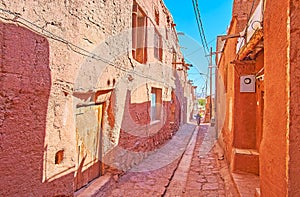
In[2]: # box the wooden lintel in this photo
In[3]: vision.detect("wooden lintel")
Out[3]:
[172,62,184,65]
[231,59,256,65]
[238,29,264,60]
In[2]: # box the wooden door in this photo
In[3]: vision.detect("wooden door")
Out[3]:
[74,104,103,191]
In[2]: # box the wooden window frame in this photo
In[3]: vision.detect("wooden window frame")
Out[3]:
[154,29,163,61]
[132,1,147,64]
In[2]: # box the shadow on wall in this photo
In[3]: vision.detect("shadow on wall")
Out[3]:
[0,22,73,196]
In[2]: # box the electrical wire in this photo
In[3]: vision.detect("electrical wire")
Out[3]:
[0,7,182,87]
[195,0,209,52]
[191,0,209,55]
[248,0,257,22]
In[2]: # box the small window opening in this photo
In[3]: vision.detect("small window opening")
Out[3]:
[55,150,64,164]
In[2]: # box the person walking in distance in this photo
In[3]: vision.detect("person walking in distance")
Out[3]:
[196,111,201,126]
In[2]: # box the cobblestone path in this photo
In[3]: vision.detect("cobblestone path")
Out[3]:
[181,125,226,197]
[98,124,237,197]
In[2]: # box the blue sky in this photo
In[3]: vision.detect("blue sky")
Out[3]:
[163,0,233,96]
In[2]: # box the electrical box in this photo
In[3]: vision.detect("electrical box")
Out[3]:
[240,75,255,93]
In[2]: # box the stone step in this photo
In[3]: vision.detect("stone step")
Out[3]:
[231,148,259,175]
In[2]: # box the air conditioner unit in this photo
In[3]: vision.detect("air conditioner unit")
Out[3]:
[240,75,255,93]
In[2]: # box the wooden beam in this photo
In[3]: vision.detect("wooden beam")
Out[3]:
[237,29,263,60]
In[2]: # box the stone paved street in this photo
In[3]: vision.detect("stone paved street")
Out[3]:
[182,126,238,197]
[93,123,238,197]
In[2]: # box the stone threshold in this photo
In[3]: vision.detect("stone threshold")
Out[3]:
[74,173,114,197]
[234,148,259,156]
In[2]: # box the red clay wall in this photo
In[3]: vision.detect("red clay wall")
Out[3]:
[233,63,257,149]
[255,53,264,150]
[217,0,261,164]
[129,101,151,125]
[119,90,180,153]
[0,22,73,196]
[260,0,289,195]
[218,0,266,174]
[288,0,300,195]
[232,0,261,19]
[217,18,239,164]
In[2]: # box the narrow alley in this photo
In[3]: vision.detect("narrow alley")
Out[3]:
[2,0,300,196]
[75,124,239,197]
